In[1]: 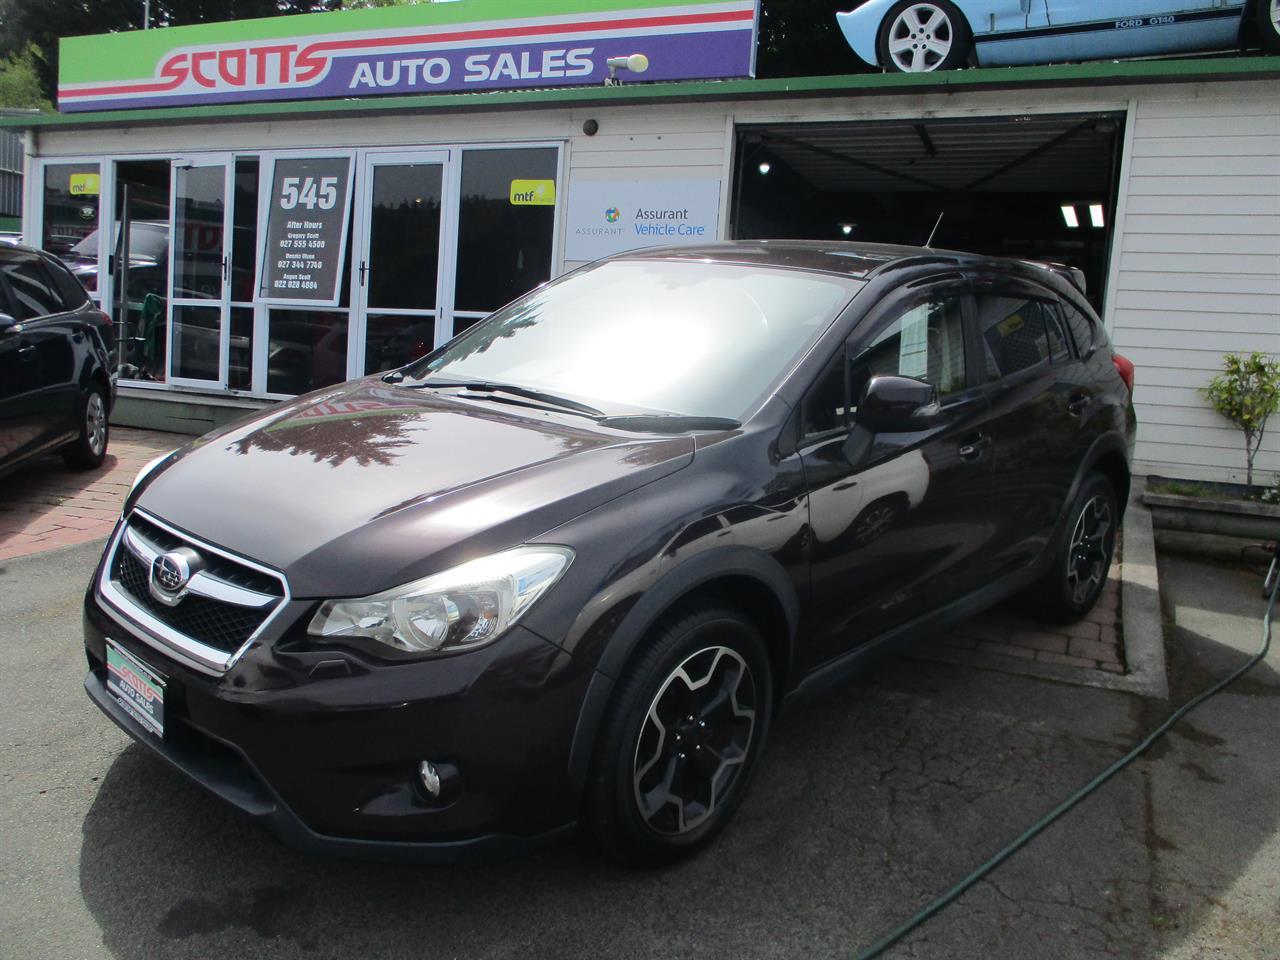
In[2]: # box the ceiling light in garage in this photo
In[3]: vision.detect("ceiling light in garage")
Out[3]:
[758,161,771,175]
[1090,204,1106,228]
[1061,205,1080,229]
[840,223,855,236]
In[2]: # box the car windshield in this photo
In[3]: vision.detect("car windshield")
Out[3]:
[410,260,861,421]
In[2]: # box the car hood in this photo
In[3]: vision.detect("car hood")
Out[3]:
[135,380,694,597]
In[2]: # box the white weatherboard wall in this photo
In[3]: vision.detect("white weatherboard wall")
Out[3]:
[1110,88,1280,485]
[27,78,1280,483]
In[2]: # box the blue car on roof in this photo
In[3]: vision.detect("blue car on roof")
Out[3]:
[837,1,1279,73]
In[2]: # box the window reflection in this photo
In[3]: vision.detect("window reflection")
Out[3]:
[267,309,349,395]
[454,148,557,313]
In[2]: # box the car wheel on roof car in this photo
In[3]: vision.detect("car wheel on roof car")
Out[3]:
[585,603,772,864]
[1259,0,1280,53]
[1023,473,1118,623]
[876,0,972,73]
[63,383,109,470]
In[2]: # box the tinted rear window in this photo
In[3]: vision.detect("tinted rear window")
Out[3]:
[41,255,90,309]
[0,255,64,320]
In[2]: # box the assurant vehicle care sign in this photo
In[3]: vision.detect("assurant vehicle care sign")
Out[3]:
[57,0,760,112]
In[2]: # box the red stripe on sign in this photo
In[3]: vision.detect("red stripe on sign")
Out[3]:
[60,8,754,100]
[61,75,186,99]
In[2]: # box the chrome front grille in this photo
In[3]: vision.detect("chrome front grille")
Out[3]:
[98,510,291,675]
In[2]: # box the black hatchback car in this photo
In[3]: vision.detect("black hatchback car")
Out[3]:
[84,242,1135,864]
[0,244,114,477]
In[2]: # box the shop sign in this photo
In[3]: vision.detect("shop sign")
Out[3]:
[69,173,101,196]
[564,178,720,261]
[58,0,760,113]
[510,180,557,206]
[259,156,354,306]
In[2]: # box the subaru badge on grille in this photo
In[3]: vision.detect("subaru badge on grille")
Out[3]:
[149,548,203,606]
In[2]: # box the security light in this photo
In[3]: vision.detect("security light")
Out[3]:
[1061,205,1080,229]
[758,162,771,175]
[1090,204,1106,228]
[605,53,650,85]
[840,223,855,236]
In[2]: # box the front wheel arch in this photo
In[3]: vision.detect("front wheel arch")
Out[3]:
[566,548,798,792]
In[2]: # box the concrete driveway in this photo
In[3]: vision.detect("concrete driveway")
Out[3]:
[1,538,1275,960]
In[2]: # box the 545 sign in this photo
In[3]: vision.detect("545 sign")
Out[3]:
[280,174,340,211]
[260,156,354,305]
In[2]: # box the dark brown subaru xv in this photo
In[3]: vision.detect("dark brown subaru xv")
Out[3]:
[84,242,1136,864]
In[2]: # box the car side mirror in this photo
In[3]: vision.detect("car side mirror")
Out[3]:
[0,312,18,333]
[855,375,940,433]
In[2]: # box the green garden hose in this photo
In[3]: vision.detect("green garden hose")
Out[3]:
[854,544,1280,960]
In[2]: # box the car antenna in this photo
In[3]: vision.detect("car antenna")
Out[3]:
[925,212,945,248]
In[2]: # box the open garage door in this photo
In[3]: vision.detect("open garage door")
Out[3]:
[733,113,1126,310]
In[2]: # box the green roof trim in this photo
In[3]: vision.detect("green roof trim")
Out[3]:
[7,55,1278,131]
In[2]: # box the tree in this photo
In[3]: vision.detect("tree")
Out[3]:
[757,0,875,78]
[0,1,342,105]
[1205,351,1280,492]
[0,44,53,111]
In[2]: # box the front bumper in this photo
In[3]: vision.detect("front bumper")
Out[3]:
[84,590,590,862]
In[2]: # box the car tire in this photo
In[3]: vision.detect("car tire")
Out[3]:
[1025,473,1118,623]
[876,0,972,73]
[63,384,109,470]
[1258,0,1280,53]
[584,604,772,865]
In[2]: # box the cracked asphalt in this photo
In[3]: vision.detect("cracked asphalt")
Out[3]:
[1,541,1276,959]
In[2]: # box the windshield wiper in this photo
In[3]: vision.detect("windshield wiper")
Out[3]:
[406,378,605,419]
[597,415,741,433]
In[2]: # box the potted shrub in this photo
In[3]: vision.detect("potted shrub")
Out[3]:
[1144,352,1280,541]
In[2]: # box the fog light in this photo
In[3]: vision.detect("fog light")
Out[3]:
[418,760,442,798]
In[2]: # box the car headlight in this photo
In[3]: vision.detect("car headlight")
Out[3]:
[306,546,573,657]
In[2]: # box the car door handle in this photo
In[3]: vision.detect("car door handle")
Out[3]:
[17,342,37,360]
[1067,392,1090,417]
[957,432,989,461]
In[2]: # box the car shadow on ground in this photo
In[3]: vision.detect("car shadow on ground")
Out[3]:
[76,629,1280,960]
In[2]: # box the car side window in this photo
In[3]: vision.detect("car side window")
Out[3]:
[1044,304,1072,362]
[0,256,64,320]
[801,350,849,437]
[975,294,1056,381]
[1060,300,1097,357]
[41,256,90,310]
[801,294,967,440]
[850,296,967,408]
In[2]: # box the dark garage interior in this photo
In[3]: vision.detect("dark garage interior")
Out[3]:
[732,113,1126,310]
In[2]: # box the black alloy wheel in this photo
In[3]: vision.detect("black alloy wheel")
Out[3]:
[586,604,772,864]
[63,384,109,470]
[1066,493,1114,608]
[1025,473,1118,622]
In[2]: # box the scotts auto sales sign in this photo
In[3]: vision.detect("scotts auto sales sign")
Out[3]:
[57,0,760,113]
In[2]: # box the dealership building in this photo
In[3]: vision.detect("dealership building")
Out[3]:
[3,1,1277,484]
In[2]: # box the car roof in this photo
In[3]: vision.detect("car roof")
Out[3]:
[612,239,1017,279]
[610,239,1086,298]
[0,242,59,262]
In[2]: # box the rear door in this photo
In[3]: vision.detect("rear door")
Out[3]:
[0,253,78,453]
[967,272,1086,578]
[800,276,994,667]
